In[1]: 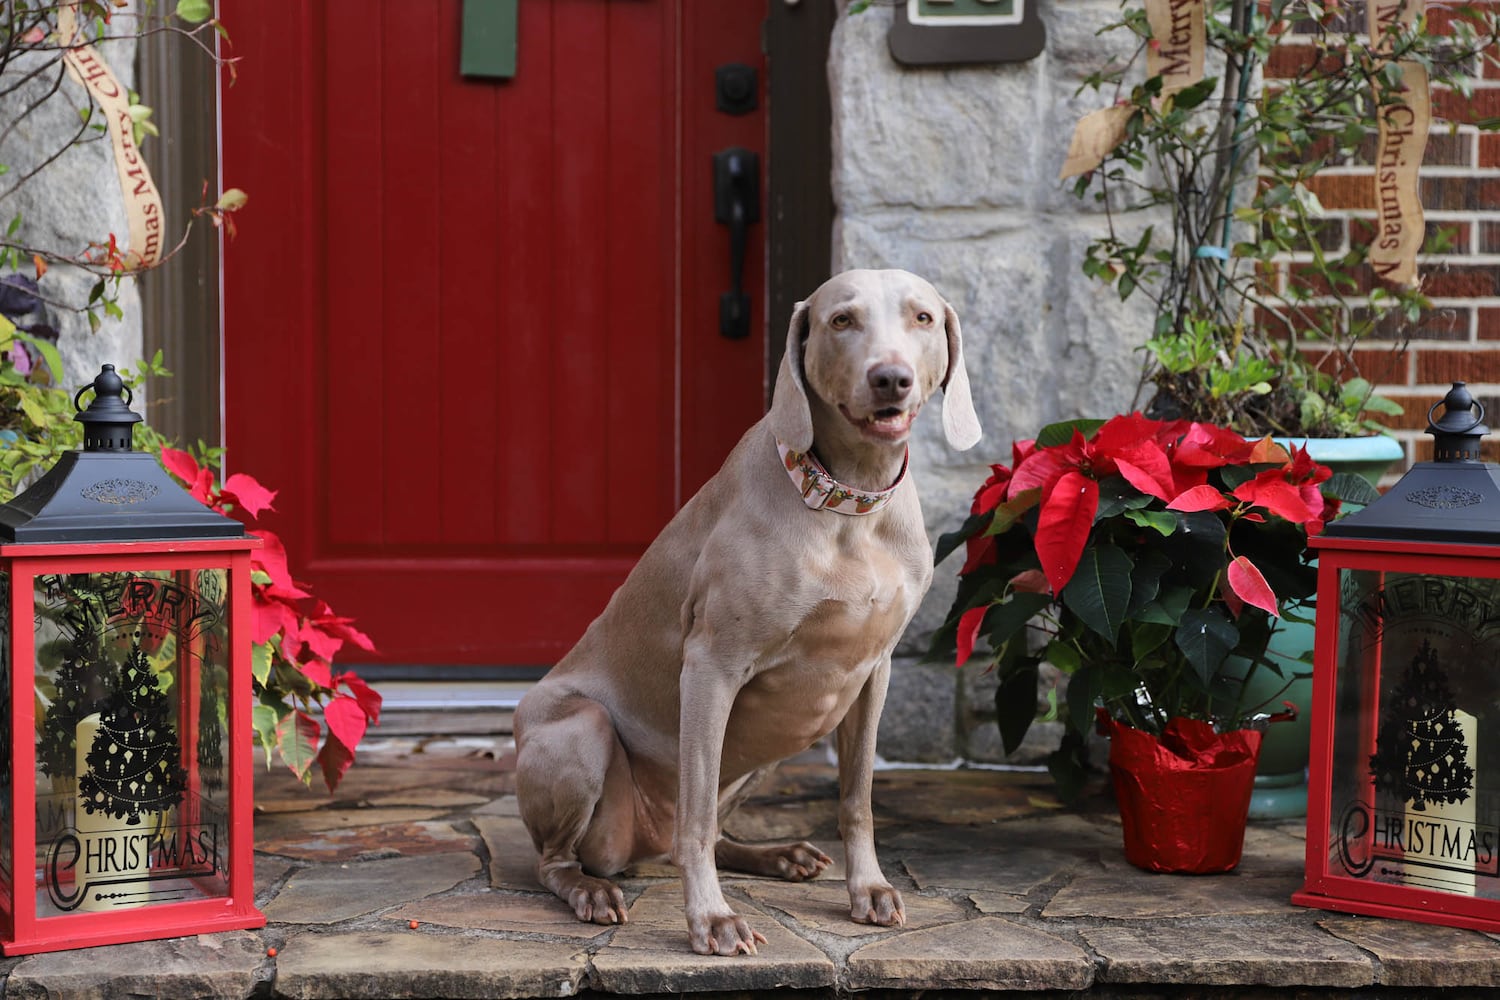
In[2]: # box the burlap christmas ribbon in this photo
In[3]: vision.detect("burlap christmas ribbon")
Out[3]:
[1367,0,1430,288]
[56,1,164,269]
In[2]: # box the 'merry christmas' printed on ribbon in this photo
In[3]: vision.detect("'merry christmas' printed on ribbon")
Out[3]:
[56,2,164,269]
[1061,0,1205,179]
[1367,0,1429,288]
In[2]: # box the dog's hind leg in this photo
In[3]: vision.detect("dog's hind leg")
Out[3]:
[713,767,832,881]
[514,689,636,924]
[716,837,832,881]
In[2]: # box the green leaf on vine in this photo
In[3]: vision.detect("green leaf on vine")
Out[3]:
[176,0,213,23]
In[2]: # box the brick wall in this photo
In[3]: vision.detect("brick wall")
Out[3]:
[1267,3,1500,474]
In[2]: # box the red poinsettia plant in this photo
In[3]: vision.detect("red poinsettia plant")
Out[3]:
[161,447,380,793]
[933,413,1378,794]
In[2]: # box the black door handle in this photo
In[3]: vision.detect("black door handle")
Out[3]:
[713,147,760,340]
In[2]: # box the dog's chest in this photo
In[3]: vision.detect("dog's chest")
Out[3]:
[725,545,915,754]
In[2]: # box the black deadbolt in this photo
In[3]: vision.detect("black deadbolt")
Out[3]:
[715,63,757,116]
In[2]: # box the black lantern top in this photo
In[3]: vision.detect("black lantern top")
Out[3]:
[0,365,246,543]
[1321,382,1500,545]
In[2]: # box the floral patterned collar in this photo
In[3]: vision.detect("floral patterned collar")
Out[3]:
[776,440,907,515]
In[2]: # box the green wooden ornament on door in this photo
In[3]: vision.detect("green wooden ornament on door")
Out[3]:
[461,0,518,79]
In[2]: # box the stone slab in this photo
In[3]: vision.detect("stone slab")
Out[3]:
[846,916,1093,991]
[723,798,839,842]
[254,806,449,840]
[272,930,586,999]
[367,788,491,810]
[872,768,1055,826]
[1319,916,1500,988]
[476,815,543,891]
[970,890,1030,914]
[263,851,482,924]
[5,930,266,1000]
[1045,869,1304,918]
[921,809,1121,856]
[1084,922,1374,986]
[258,820,480,861]
[591,883,835,994]
[383,891,616,940]
[255,854,295,897]
[1235,822,1312,875]
[905,847,1074,896]
[741,881,966,937]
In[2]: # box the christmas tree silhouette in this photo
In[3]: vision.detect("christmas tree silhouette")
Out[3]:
[37,612,111,780]
[1369,640,1476,811]
[77,640,188,825]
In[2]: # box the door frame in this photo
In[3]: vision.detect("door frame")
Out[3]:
[143,1,835,679]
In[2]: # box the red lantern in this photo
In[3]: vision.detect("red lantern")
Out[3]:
[1295,382,1500,932]
[0,366,263,955]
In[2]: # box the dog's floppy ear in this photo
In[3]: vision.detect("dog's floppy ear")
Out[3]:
[767,300,814,453]
[941,302,982,451]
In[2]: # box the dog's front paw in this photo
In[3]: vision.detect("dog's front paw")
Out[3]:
[850,883,905,927]
[688,909,768,956]
[566,876,629,925]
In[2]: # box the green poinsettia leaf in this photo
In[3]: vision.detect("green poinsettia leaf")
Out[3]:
[995,660,1040,755]
[1217,464,1255,488]
[1094,476,1153,519]
[1045,638,1082,673]
[1136,584,1195,626]
[251,640,274,687]
[1036,418,1106,448]
[1061,543,1134,643]
[1125,508,1177,536]
[1176,607,1239,686]
[1066,663,1104,733]
[1128,548,1173,614]
[1322,471,1380,508]
[985,487,1041,536]
[1046,732,1091,804]
[276,710,321,782]
[984,591,1054,646]
[1130,620,1173,662]
[252,704,281,768]
[935,510,990,565]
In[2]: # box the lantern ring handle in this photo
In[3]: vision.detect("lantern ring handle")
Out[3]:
[73,382,132,413]
[1428,396,1485,434]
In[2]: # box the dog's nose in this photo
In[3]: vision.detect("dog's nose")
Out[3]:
[867,363,915,401]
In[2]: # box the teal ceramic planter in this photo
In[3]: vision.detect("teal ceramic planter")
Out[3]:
[1237,434,1405,820]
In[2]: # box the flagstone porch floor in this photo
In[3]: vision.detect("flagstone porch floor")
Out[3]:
[6,735,1500,999]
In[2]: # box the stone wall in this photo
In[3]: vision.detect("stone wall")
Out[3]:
[824,0,1153,762]
[0,14,144,398]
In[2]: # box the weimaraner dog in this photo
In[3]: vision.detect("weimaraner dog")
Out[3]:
[514,269,981,956]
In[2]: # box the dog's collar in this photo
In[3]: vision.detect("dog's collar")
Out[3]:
[776,440,907,515]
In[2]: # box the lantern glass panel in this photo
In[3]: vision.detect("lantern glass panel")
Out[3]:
[1327,567,1500,901]
[31,568,231,916]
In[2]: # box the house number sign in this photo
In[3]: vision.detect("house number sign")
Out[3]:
[889,0,1046,65]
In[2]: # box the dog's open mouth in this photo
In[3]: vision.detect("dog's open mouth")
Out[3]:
[841,404,917,442]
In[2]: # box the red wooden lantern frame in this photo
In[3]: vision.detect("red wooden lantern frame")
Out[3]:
[1294,533,1500,932]
[0,538,264,955]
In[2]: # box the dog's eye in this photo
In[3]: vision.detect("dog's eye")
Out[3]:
[915,311,934,326]
[829,313,852,330]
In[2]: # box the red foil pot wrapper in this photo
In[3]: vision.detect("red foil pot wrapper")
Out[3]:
[1102,713,1263,874]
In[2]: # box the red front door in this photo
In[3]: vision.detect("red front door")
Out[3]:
[219,1,767,666]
